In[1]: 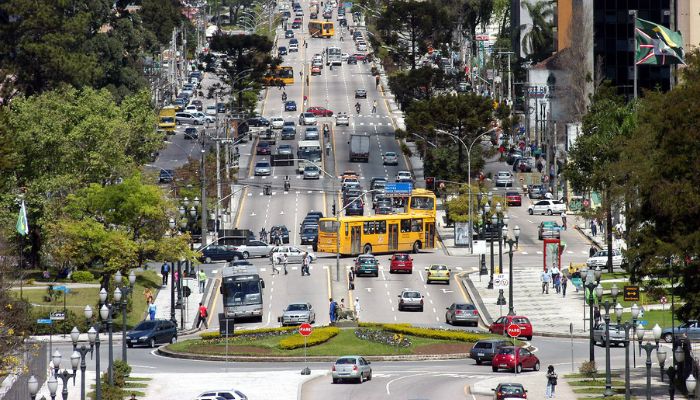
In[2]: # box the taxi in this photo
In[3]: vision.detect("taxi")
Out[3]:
[425,264,451,284]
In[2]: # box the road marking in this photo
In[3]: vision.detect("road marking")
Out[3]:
[425,291,430,297]
[418,270,424,282]
[441,289,454,293]
[386,373,425,395]
[366,287,372,292]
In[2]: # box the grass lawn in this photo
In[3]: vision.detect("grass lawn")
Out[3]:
[18,271,162,330]
[168,328,479,357]
[568,379,626,387]
[597,281,679,308]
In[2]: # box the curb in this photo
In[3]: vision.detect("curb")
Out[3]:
[461,275,494,326]
[297,372,328,400]
[156,345,470,362]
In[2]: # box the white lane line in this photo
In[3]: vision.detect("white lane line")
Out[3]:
[418,270,425,282]
[426,292,431,297]
[432,307,436,313]
[381,270,387,281]
[429,299,433,304]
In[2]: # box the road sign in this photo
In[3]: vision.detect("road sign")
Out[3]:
[494,273,509,289]
[384,182,412,194]
[52,285,70,293]
[639,320,648,326]
[507,324,522,338]
[624,285,640,301]
[36,319,52,325]
[475,34,490,41]
[50,311,66,321]
[299,323,313,336]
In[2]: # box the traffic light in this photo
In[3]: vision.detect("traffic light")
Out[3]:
[332,203,336,216]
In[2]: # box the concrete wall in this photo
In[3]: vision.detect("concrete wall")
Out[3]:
[677,0,700,51]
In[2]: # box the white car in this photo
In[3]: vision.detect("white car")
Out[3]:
[185,105,198,113]
[527,200,567,215]
[586,249,624,269]
[299,112,317,126]
[396,171,413,183]
[197,390,248,400]
[270,246,316,264]
[270,117,284,129]
[341,53,349,62]
[191,111,216,124]
[495,171,514,187]
[232,240,275,259]
[206,105,217,115]
[356,42,367,51]
[335,112,349,126]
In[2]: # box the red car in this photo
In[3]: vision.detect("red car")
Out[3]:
[491,346,540,373]
[389,253,413,273]
[505,191,522,206]
[489,315,533,340]
[352,53,366,61]
[493,383,527,400]
[311,66,321,75]
[256,142,271,155]
[306,106,333,117]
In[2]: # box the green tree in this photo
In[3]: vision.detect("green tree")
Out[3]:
[139,0,185,46]
[388,67,448,110]
[614,51,700,320]
[520,0,555,63]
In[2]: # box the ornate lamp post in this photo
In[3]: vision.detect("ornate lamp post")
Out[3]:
[84,305,102,400]
[637,323,663,400]
[70,325,95,400]
[615,303,640,400]
[596,283,619,397]
[99,287,120,386]
[48,350,78,400]
[584,267,601,362]
[114,270,136,362]
[505,225,521,316]
[28,376,39,400]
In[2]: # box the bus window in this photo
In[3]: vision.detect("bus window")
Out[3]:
[401,219,411,233]
[363,221,386,235]
[411,219,423,232]
[410,196,434,210]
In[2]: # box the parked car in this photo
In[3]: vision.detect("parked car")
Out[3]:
[382,151,399,166]
[307,106,334,117]
[661,320,700,343]
[354,89,367,98]
[199,244,244,263]
[279,302,315,326]
[254,161,272,176]
[586,249,624,269]
[126,319,177,348]
[388,253,412,273]
[538,221,562,240]
[445,303,479,326]
[527,200,567,215]
[505,191,522,206]
[489,315,533,340]
[398,289,424,311]
[469,339,510,365]
[425,264,450,284]
[231,240,274,259]
[331,356,372,384]
[335,112,349,126]
[491,346,540,373]
[196,390,248,400]
[206,105,218,116]
[495,171,514,187]
[492,383,528,400]
[269,246,316,263]
[159,169,174,183]
[354,254,378,277]
[592,322,627,346]
[285,101,297,111]
[217,102,227,113]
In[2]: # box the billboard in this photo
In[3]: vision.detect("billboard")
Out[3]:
[454,222,469,247]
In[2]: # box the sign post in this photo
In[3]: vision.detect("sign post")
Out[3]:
[507,324,521,376]
[299,323,312,375]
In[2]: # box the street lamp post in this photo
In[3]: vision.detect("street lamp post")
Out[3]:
[99,288,119,386]
[505,226,520,316]
[48,351,78,400]
[70,326,95,400]
[28,376,39,400]
[113,270,136,362]
[637,323,663,400]
[84,306,102,400]
[584,267,602,362]
[596,282,619,398]
[615,302,640,400]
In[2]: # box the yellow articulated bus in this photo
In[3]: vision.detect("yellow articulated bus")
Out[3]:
[157,106,177,135]
[263,66,295,86]
[317,189,437,255]
[308,20,334,38]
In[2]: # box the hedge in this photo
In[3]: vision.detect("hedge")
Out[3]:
[200,326,297,340]
[360,322,486,342]
[278,327,339,350]
[71,271,95,283]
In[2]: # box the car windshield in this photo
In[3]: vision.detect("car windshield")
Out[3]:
[335,357,357,365]
[134,321,157,331]
[287,304,308,311]
[222,278,262,306]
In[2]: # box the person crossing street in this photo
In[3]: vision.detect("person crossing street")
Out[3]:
[372,100,377,113]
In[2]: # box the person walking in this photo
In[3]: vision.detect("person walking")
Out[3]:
[594,306,602,326]
[143,287,154,305]
[161,262,170,286]
[591,219,598,237]
[589,246,598,257]
[282,254,288,275]
[271,255,280,275]
[260,227,267,243]
[329,298,337,323]
[375,75,380,88]
[354,297,361,321]
[553,273,561,294]
[561,211,567,230]
[545,365,558,399]
[197,302,209,330]
[371,100,377,113]
[540,269,551,294]
[198,269,207,293]
[561,274,568,297]
[148,299,157,321]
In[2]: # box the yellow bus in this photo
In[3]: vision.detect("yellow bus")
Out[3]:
[308,20,334,38]
[317,189,437,255]
[263,66,294,86]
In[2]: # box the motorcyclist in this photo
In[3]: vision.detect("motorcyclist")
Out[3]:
[284,175,290,191]
[282,91,287,101]
[355,102,361,113]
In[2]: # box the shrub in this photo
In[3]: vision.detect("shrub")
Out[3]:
[400,142,413,158]
[278,327,339,350]
[113,360,131,378]
[200,326,297,340]
[579,361,598,380]
[71,271,95,283]
[381,324,485,342]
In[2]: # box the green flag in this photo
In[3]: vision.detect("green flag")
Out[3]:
[16,200,28,236]
[635,18,685,65]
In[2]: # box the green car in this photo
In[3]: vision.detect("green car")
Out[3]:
[355,255,379,277]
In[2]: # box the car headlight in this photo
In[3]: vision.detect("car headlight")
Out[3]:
[139,336,149,340]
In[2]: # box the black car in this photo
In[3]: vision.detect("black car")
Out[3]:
[281,126,296,139]
[199,244,245,263]
[246,116,270,127]
[345,199,364,216]
[347,56,357,65]
[278,46,287,56]
[285,29,294,38]
[159,169,174,183]
[300,225,318,246]
[270,225,290,244]
[216,102,227,113]
[469,339,511,365]
[306,211,324,220]
[126,319,177,348]
[184,127,199,140]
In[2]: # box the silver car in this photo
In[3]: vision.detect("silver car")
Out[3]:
[304,126,319,140]
[254,161,272,176]
[232,240,274,259]
[495,171,514,187]
[445,303,479,326]
[593,323,626,346]
[175,112,204,125]
[277,144,293,155]
[332,355,372,384]
[269,246,316,264]
[279,302,315,326]
[397,289,423,311]
[303,165,320,179]
[383,151,399,166]
[299,112,317,125]
[335,112,349,126]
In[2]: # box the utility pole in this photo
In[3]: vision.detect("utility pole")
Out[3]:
[200,136,208,247]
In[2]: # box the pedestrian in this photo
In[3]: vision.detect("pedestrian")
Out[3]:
[325,141,331,156]
[591,219,598,237]
[174,270,179,285]
[197,302,209,330]
[545,365,558,399]
[161,262,169,286]
[561,274,568,297]
[198,269,206,293]
[340,298,345,309]
[553,273,561,294]
[594,306,602,326]
[375,75,380,88]
[561,211,567,230]
[282,254,288,275]
[589,246,597,257]
[540,269,551,294]
[143,287,153,305]
[329,298,337,323]
[371,100,377,113]
[271,255,280,274]
[260,227,267,243]
[148,299,156,321]
[354,297,361,321]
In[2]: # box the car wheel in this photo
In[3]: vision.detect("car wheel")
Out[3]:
[205,257,212,264]
[367,371,372,380]
[357,375,363,384]
[526,336,532,341]
[363,244,372,254]
[149,338,156,348]
[419,306,424,312]
[546,209,553,215]
[528,209,533,215]
[515,364,522,374]
[492,366,498,372]
[127,343,133,348]
[663,333,673,343]
[233,255,241,261]
[398,305,403,311]
[427,279,431,284]
[475,359,481,365]
[533,361,540,371]
[170,335,177,344]
[332,378,339,384]
[446,315,450,324]
[243,252,250,259]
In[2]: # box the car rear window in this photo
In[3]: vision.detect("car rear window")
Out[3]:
[506,192,519,196]
[498,347,516,354]
[499,385,525,394]
[135,321,156,330]
[455,304,475,310]
[473,341,493,349]
[394,254,409,261]
[335,357,356,365]
[404,292,421,298]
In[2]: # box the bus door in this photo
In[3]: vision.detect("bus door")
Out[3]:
[424,222,435,248]
[350,226,362,255]
[388,224,399,251]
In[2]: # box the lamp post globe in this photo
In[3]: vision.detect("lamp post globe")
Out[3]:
[71,351,80,370]
[113,287,122,303]
[47,375,58,396]
[615,303,623,321]
[99,288,107,304]
[87,327,96,345]
[114,271,122,284]
[595,284,603,300]
[52,350,62,369]
[484,203,490,214]
[129,270,136,285]
[611,283,619,299]
[84,305,93,320]
[631,303,640,319]
[28,376,39,398]
[653,324,662,341]
[687,375,697,396]
[675,346,685,363]
[70,327,80,344]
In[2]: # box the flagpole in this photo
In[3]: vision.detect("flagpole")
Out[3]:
[631,10,638,99]
[19,234,23,300]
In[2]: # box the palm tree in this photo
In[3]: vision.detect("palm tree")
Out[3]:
[520,0,556,63]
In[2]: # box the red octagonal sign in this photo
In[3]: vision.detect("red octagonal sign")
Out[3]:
[299,323,313,336]
[507,324,522,338]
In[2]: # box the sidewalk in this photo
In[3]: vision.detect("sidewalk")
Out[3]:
[153,276,205,331]
[471,369,576,399]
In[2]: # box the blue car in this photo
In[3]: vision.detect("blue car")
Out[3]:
[285,101,297,111]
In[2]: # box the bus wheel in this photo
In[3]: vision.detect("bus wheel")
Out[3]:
[363,244,372,254]
[412,241,421,254]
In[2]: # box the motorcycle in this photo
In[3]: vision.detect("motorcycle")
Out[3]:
[282,92,287,102]
[355,104,361,114]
